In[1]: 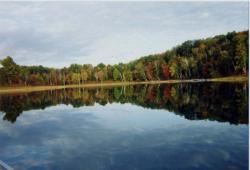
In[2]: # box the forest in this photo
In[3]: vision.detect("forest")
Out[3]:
[0,83,247,124]
[0,30,248,86]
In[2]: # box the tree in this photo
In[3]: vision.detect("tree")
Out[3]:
[153,60,160,80]
[146,62,154,80]
[81,69,88,83]
[218,51,233,76]
[188,57,197,78]
[71,73,81,85]
[97,63,105,69]
[20,67,29,86]
[180,57,190,78]
[107,65,113,80]
[162,63,170,79]
[135,62,147,81]
[169,61,179,79]
[97,70,104,82]
[0,31,248,86]
[233,33,248,74]
[113,68,121,81]
[83,64,93,81]
[202,62,213,78]
[0,56,20,85]
[0,66,7,85]
[123,69,133,81]
[69,64,82,73]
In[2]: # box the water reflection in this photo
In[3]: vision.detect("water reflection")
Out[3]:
[0,82,248,124]
[0,83,248,170]
[0,102,248,170]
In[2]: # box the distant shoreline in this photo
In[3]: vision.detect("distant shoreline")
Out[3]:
[0,76,247,94]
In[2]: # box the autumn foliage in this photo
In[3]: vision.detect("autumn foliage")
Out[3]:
[0,30,248,86]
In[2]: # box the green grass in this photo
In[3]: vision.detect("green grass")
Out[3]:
[209,76,248,82]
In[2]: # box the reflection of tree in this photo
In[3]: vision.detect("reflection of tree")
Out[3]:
[0,83,248,124]
[1,95,24,123]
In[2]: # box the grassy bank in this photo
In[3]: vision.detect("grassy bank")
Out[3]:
[208,76,248,82]
[0,76,247,94]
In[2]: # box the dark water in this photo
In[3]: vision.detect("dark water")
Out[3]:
[0,83,248,170]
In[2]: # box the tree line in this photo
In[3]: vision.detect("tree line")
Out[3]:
[0,30,248,86]
[0,83,247,124]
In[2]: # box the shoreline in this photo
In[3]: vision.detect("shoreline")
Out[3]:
[0,76,247,94]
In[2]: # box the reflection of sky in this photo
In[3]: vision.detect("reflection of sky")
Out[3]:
[0,104,248,170]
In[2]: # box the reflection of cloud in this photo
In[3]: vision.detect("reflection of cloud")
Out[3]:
[0,2,248,67]
[0,104,248,170]
[202,12,210,17]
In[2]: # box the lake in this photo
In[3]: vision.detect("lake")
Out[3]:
[0,83,248,170]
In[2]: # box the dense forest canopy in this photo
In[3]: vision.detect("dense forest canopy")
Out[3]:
[0,30,248,86]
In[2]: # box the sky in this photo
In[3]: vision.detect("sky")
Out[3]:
[0,2,248,68]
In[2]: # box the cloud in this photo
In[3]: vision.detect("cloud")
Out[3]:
[0,2,248,68]
[202,12,210,17]
[0,103,247,169]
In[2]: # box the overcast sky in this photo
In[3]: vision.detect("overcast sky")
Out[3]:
[0,2,248,68]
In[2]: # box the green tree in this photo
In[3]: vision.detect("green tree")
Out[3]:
[135,62,147,81]
[113,68,121,81]
[123,69,133,81]
[20,67,29,86]
[0,56,20,85]
[71,73,81,85]
[169,61,179,79]
[81,69,88,83]
[233,33,248,74]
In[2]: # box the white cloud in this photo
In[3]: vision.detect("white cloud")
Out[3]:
[0,2,248,68]
[202,12,210,17]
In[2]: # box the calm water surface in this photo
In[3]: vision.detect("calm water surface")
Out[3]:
[0,83,248,170]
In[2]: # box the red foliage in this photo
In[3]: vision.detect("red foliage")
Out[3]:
[163,86,171,100]
[146,86,156,102]
[28,74,39,85]
[162,64,170,79]
[146,63,154,80]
